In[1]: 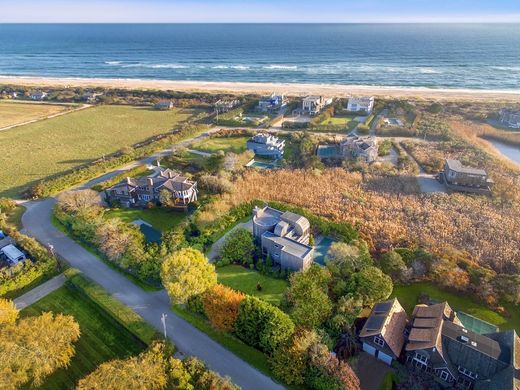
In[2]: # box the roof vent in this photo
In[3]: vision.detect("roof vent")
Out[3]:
[460,336,469,343]
[462,328,468,333]
[470,341,477,347]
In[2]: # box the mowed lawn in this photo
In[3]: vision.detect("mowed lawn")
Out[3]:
[217,265,288,306]
[391,282,520,333]
[21,285,147,389]
[105,207,188,232]
[190,136,249,154]
[0,105,197,198]
[0,101,72,128]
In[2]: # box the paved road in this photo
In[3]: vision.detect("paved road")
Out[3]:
[21,199,283,390]
[13,273,66,310]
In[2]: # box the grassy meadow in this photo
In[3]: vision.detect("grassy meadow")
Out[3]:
[0,105,197,198]
[190,136,249,154]
[105,207,188,232]
[0,101,72,128]
[217,265,288,306]
[21,284,147,389]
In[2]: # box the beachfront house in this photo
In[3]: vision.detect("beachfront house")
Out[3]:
[340,135,378,163]
[405,302,520,389]
[82,92,103,103]
[347,96,375,114]
[441,159,493,194]
[359,298,408,365]
[258,93,286,112]
[154,100,174,110]
[30,91,47,101]
[106,168,197,208]
[499,109,520,129]
[246,133,285,159]
[301,96,330,116]
[215,98,240,113]
[252,206,314,271]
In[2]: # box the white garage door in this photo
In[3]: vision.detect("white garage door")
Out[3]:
[378,351,393,365]
[363,343,377,356]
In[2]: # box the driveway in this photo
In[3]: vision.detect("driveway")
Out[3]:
[13,273,66,310]
[21,200,283,390]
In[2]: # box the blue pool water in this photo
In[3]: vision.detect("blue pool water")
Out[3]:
[1,24,520,90]
[314,237,334,265]
[317,145,341,158]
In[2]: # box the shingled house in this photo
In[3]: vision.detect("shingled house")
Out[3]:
[246,133,285,159]
[252,206,314,271]
[106,168,197,208]
[359,298,408,365]
[405,302,520,389]
[340,135,378,163]
[441,159,493,194]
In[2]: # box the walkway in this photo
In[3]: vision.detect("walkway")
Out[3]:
[13,273,66,310]
[21,200,283,390]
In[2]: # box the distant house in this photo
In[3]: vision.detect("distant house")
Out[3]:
[405,302,520,389]
[499,109,520,129]
[252,206,314,271]
[0,244,26,266]
[340,135,378,163]
[441,159,493,194]
[215,98,240,113]
[347,96,375,114]
[82,92,103,103]
[301,96,331,116]
[154,100,174,110]
[30,91,47,101]
[246,133,285,159]
[106,168,197,208]
[359,298,408,365]
[258,93,286,112]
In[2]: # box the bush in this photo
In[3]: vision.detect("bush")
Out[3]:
[202,284,245,332]
[235,296,295,354]
[198,175,233,195]
[0,198,16,213]
[220,228,255,266]
[347,266,393,307]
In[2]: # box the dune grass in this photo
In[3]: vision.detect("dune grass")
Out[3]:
[0,105,198,198]
[0,101,72,128]
[217,265,288,306]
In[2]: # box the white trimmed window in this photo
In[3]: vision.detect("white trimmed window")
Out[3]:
[440,370,450,382]
[374,336,385,347]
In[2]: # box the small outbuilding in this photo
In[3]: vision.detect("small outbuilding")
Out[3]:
[1,244,26,266]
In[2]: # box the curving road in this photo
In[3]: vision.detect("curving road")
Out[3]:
[21,198,283,390]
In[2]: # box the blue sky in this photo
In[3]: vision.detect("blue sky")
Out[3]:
[2,0,520,23]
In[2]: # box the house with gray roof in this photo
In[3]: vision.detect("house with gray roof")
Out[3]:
[154,100,174,110]
[106,168,197,208]
[441,159,493,194]
[359,298,408,365]
[405,302,520,389]
[340,135,378,163]
[252,206,313,271]
[246,133,285,159]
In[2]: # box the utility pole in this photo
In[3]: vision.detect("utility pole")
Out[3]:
[161,313,168,340]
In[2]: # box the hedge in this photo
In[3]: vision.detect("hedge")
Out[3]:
[65,268,158,344]
[91,165,150,192]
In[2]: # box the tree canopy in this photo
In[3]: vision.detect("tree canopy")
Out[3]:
[161,248,217,304]
[219,228,255,266]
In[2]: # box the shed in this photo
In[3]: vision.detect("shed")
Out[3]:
[1,244,26,265]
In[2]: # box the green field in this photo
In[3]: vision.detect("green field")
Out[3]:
[217,265,288,306]
[391,282,520,333]
[0,105,197,198]
[190,136,249,154]
[21,284,147,389]
[0,101,72,128]
[105,207,188,232]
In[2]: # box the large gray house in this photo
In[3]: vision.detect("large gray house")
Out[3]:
[252,206,314,271]
[106,168,197,208]
[246,133,285,159]
[405,302,520,389]
[441,159,493,194]
[340,135,378,163]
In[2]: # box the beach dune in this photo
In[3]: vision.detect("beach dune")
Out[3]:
[2,76,520,101]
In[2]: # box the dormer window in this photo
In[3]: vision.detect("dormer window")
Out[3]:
[374,336,385,347]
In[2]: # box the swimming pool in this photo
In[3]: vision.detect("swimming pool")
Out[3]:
[316,145,340,158]
[313,237,334,265]
[246,159,277,169]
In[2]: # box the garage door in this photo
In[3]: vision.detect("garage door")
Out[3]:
[378,351,393,365]
[363,343,377,356]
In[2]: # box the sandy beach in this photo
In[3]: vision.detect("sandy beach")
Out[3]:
[2,75,520,102]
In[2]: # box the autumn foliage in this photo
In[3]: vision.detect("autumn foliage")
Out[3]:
[202,284,245,332]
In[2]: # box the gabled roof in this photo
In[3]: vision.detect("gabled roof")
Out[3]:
[360,298,408,357]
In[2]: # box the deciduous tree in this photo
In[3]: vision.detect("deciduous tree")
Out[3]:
[161,248,217,304]
[220,228,255,266]
[202,284,245,332]
[347,266,393,307]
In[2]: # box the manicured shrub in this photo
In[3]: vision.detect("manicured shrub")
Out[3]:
[202,284,245,332]
[235,296,295,354]
[219,228,255,266]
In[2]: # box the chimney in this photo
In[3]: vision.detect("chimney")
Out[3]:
[126,177,132,184]
[156,159,161,167]
[168,171,174,179]
[147,178,154,186]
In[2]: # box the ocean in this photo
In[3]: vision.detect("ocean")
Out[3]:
[0,23,519,90]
